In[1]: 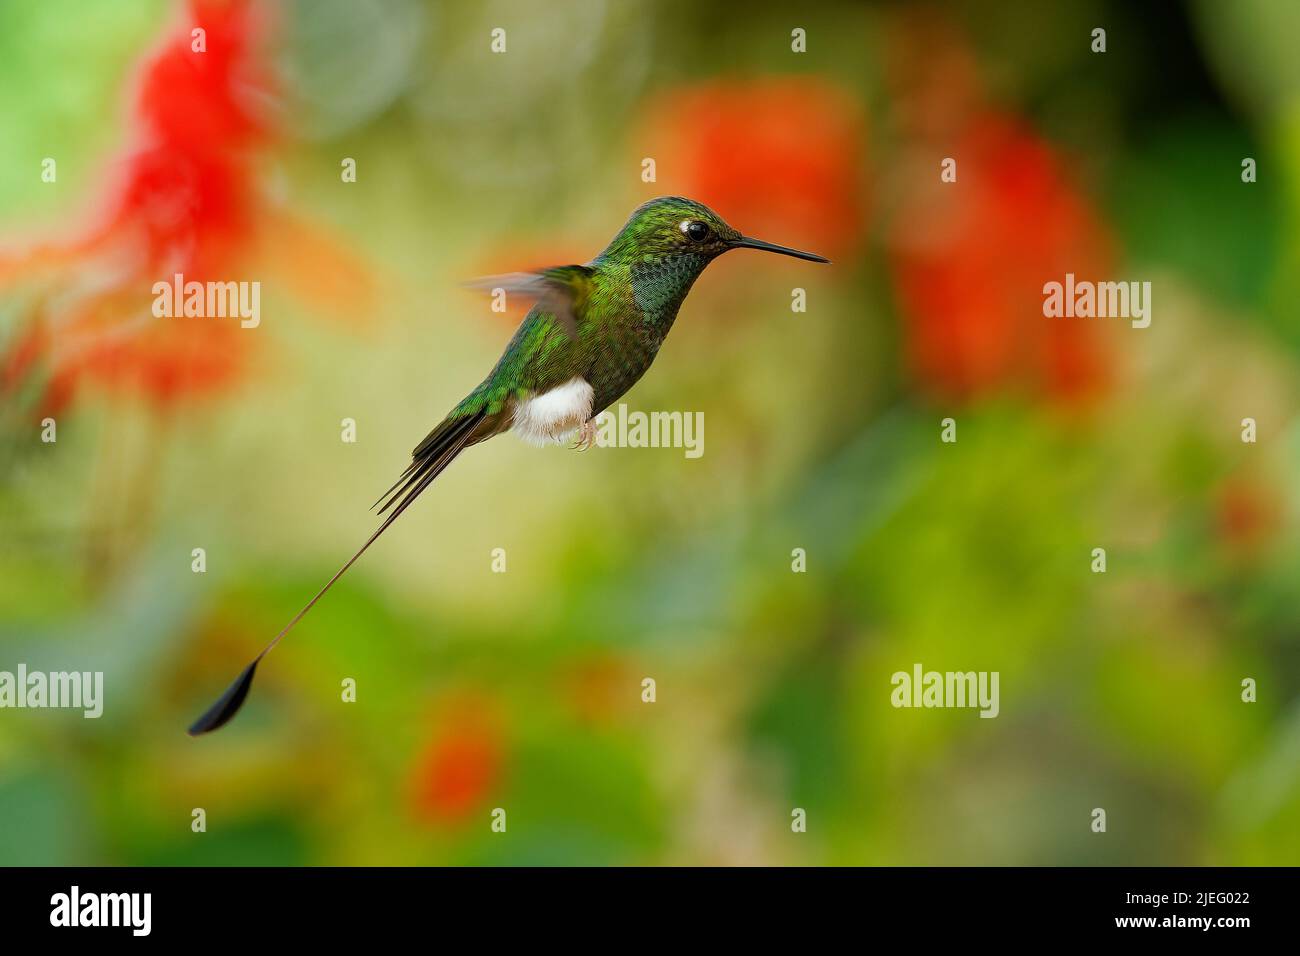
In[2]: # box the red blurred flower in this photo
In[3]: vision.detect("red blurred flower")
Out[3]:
[0,0,375,417]
[0,0,270,414]
[637,77,867,260]
[1216,474,1281,558]
[885,14,1113,405]
[889,114,1112,404]
[408,695,505,825]
[112,0,275,277]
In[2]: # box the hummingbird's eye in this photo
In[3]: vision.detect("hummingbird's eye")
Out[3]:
[681,220,710,242]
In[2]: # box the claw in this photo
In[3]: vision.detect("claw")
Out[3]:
[572,419,598,451]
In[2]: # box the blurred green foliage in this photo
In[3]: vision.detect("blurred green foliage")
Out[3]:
[1,0,1298,866]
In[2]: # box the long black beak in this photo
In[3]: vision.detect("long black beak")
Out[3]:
[731,235,830,264]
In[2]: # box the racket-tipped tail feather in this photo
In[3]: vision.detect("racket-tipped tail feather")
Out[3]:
[187,658,260,736]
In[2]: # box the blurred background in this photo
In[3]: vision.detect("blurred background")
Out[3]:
[1,0,1298,865]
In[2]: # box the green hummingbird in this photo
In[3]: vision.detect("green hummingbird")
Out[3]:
[188,196,828,735]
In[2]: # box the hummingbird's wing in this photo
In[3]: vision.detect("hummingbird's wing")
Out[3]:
[463,265,594,338]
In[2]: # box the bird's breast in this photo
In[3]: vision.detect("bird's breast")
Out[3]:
[510,376,594,445]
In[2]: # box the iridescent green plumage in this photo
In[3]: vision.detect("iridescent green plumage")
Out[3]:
[454,198,732,421]
[189,196,827,735]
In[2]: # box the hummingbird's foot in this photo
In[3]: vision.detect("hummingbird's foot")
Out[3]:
[572,419,598,451]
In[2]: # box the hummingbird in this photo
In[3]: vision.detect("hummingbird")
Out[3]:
[188,196,829,735]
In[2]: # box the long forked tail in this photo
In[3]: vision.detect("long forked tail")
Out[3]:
[187,411,487,736]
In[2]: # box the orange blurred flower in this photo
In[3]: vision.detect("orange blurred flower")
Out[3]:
[408,694,505,826]
[563,653,634,725]
[1216,473,1281,559]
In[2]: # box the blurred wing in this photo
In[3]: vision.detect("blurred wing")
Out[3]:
[464,265,594,338]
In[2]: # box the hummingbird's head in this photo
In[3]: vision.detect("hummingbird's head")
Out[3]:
[598,196,830,267]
